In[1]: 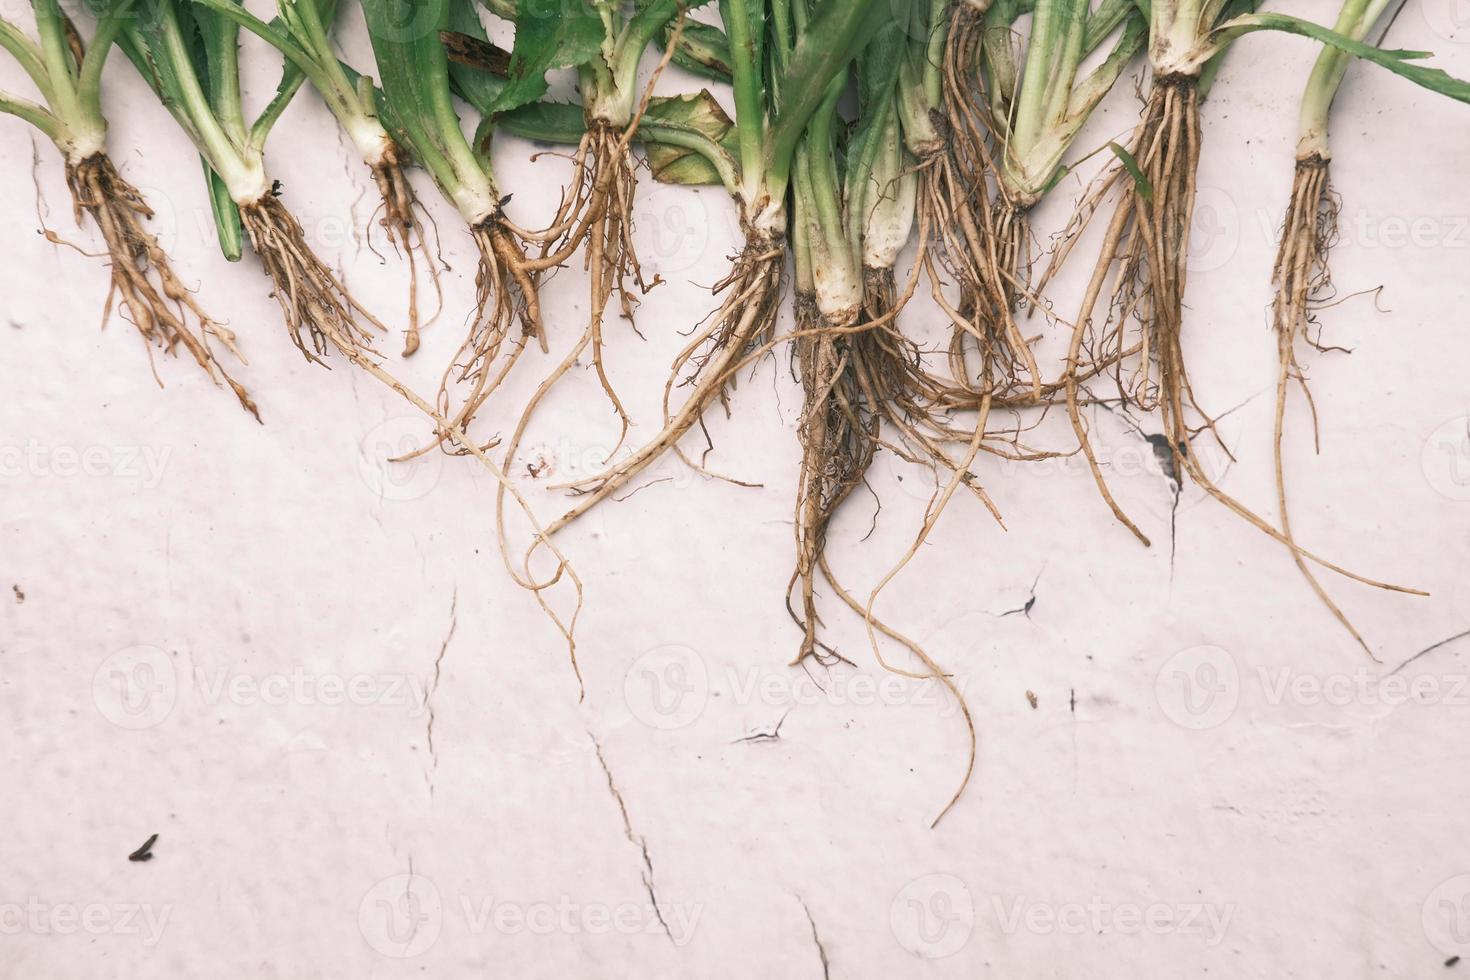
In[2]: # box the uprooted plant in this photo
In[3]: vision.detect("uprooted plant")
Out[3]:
[1266,0,1416,652]
[190,0,444,355]
[1064,0,1470,651]
[0,0,255,415]
[491,0,701,447]
[526,0,889,537]
[119,0,585,676]
[118,0,386,364]
[900,0,1041,398]
[979,0,1143,308]
[466,0,697,536]
[357,0,585,443]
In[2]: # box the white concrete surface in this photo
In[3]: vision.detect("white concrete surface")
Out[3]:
[2,1,1469,976]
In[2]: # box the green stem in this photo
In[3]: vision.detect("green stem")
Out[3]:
[764,0,888,211]
[1208,11,1470,104]
[190,0,321,82]
[0,18,58,107]
[1040,0,1088,128]
[32,0,81,125]
[1296,0,1395,157]
[1012,0,1064,151]
[0,90,63,142]
[616,0,681,93]
[922,0,946,108]
[77,0,136,131]
[723,0,767,203]
[157,0,261,196]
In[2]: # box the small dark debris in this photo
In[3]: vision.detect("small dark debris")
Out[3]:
[1448,956,1461,968]
[269,180,283,197]
[12,585,23,604]
[1145,433,1183,485]
[1070,688,1076,713]
[128,833,158,862]
[1026,691,1038,710]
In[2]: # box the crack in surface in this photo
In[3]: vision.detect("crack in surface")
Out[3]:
[1389,627,1470,677]
[424,588,458,794]
[732,708,792,744]
[996,568,1044,619]
[590,733,672,943]
[798,897,831,980]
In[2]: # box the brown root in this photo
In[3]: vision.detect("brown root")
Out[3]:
[919,162,1036,399]
[239,192,386,364]
[368,141,443,358]
[788,294,878,665]
[543,232,786,536]
[782,274,983,825]
[418,216,539,454]
[1067,81,1421,649]
[65,153,257,419]
[239,189,584,691]
[499,126,654,479]
[991,197,1033,311]
[919,3,1041,401]
[493,130,654,584]
[1268,156,1369,651]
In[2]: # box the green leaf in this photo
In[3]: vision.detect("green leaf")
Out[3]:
[657,16,731,82]
[1108,141,1151,200]
[489,0,601,115]
[845,18,904,204]
[203,158,243,260]
[499,99,588,143]
[642,91,734,185]
[189,0,247,141]
[443,0,509,115]
[1213,11,1470,104]
[765,0,892,182]
[360,0,494,202]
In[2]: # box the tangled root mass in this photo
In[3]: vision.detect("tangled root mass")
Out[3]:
[66,153,257,419]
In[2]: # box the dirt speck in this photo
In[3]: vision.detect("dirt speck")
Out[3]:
[12,585,23,604]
